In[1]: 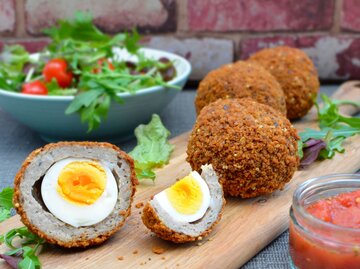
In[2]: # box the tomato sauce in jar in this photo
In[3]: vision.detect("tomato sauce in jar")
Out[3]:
[289,174,360,269]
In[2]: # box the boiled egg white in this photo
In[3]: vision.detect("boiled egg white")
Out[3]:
[41,158,118,227]
[153,171,210,223]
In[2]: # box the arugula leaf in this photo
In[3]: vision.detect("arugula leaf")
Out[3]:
[44,12,110,43]
[299,127,360,166]
[123,29,140,54]
[298,93,360,167]
[316,94,360,128]
[65,89,104,114]
[319,136,346,159]
[1,227,45,269]
[65,69,178,131]
[18,246,41,269]
[299,126,360,142]
[129,114,174,180]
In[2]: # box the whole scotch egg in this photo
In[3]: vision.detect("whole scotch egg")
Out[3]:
[13,142,137,248]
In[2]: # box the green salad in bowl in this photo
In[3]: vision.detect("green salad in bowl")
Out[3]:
[0,13,191,141]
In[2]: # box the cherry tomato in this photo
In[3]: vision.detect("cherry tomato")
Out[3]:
[43,58,73,88]
[92,58,115,74]
[21,81,48,95]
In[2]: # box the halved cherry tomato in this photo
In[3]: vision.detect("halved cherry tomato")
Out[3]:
[92,58,115,74]
[43,58,73,88]
[21,81,48,95]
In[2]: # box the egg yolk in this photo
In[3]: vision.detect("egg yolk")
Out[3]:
[166,175,203,215]
[57,161,106,205]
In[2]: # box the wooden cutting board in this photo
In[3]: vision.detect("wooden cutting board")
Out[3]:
[1,81,360,269]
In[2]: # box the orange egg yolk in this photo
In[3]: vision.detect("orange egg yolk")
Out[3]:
[57,161,106,205]
[166,175,203,215]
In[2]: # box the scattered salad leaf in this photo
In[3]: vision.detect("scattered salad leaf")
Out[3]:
[0,187,14,223]
[298,94,360,167]
[0,253,21,269]
[316,93,360,129]
[0,187,45,268]
[0,187,14,209]
[1,227,45,269]
[299,126,360,142]
[300,138,327,167]
[129,114,174,180]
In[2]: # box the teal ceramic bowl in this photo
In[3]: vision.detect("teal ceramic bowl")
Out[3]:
[0,48,191,142]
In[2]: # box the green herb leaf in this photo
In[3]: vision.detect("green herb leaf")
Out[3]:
[0,209,11,223]
[129,114,174,180]
[123,29,140,54]
[19,253,41,269]
[299,126,360,142]
[299,93,360,166]
[0,187,14,210]
[0,187,14,223]
[0,45,29,91]
[297,140,304,159]
[65,90,104,115]
[0,45,30,73]
[317,94,360,129]
[44,11,110,43]
[1,227,45,269]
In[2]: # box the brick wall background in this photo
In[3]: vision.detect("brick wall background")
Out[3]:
[0,0,360,81]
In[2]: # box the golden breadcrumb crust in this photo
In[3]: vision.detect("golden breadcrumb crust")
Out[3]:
[195,61,286,115]
[141,197,225,243]
[187,98,300,198]
[248,46,320,119]
[13,141,138,248]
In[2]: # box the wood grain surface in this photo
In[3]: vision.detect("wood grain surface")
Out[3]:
[1,82,360,269]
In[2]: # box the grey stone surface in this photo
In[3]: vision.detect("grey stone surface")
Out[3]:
[0,85,340,268]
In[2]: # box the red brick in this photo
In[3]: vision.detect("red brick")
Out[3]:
[341,0,360,31]
[144,36,234,80]
[188,0,334,32]
[0,39,50,53]
[240,36,360,80]
[0,0,15,33]
[25,0,176,35]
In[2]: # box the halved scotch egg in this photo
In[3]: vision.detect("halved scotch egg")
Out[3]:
[142,164,225,243]
[13,142,137,248]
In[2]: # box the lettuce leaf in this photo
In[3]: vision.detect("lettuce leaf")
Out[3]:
[129,114,174,180]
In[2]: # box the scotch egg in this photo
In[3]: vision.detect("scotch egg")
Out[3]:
[142,164,225,243]
[13,142,137,248]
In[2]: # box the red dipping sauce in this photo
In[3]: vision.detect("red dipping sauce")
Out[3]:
[289,174,360,269]
[307,189,360,229]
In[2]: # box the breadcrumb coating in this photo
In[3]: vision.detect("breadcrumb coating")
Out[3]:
[248,46,320,119]
[195,61,286,115]
[187,98,300,198]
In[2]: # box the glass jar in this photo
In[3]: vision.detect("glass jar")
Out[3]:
[289,173,360,269]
